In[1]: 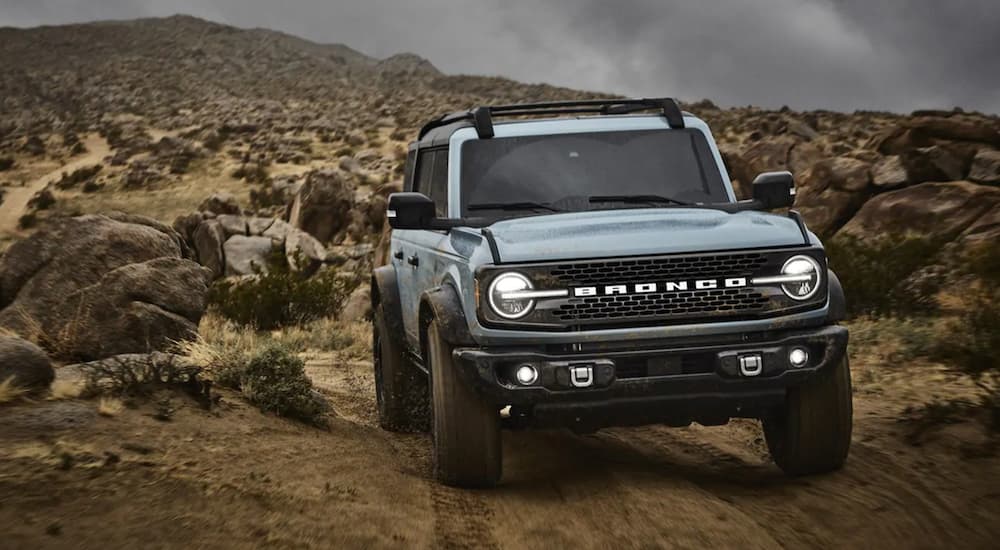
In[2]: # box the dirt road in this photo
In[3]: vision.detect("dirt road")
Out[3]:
[0,135,111,236]
[1,356,997,549]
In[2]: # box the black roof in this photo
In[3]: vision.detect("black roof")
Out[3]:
[415,97,688,147]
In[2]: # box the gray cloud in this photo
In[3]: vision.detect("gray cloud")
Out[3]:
[1,0,997,113]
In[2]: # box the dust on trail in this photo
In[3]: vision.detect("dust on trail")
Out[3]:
[0,134,111,236]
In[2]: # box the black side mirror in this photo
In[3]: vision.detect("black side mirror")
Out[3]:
[387,192,436,229]
[752,171,795,209]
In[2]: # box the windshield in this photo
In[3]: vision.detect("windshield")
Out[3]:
[460,129,730,216]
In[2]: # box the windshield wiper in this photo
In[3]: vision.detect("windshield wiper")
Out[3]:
[467,201,563,213]
[589,194,693,207]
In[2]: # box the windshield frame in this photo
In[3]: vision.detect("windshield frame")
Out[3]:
[445,115,736,219]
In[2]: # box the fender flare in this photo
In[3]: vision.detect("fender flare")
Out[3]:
[419,283,475,355]
[371,265,405,346]
[826,269,847,323]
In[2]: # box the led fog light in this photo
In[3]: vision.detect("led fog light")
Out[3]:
[515,364,538,385]
[789,347,809,368]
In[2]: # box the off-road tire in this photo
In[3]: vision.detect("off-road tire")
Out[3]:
[373,303,428,432]
[427,319,502,487]
[763,355,853,476]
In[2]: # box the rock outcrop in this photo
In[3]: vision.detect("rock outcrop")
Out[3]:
[0,335,54,392]
[0,215,212,360]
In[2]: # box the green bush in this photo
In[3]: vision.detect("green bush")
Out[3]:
[237,343,326,425]
[926,242,1000,429]
[208,255,356,330]
[825,234,944,318]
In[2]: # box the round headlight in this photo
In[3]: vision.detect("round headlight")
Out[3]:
[781,255,822,301]
[487,273,535,319]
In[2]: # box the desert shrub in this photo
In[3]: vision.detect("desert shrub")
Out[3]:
[54,164,101,190]
[239,343,326,424]
[27,189,56,210]
[77,353,206,398]
[825,234,944,318]
[924,242,1000,429]
[249,184,286,210]
[231,161,269,183]
[0,156,14,171]
[18,212,37,229]
[208,256,357,330]
[182,334,326,425]
[848,316,939,364]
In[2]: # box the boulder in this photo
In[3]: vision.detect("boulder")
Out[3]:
[900,146,964,183]
[871,155,909,189]
[287,169,355,243]
[870,116,1000,155]
[246,216,276,236]
[0,335,54,392]
[224,235,275,276]
[339,285,371,322]
[262,218,292,242]
[795,157,872,236]
[193,219,226,279]
[969,149,1000,184]
[215,214,249,237]
[839,181,1000,242]
[0,214,183,311]
[0,215,212,361]
[285,228,326,274]
[198,192,241,215]
[54,258,213,360]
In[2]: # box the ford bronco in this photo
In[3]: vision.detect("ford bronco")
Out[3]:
[372,98,851,487]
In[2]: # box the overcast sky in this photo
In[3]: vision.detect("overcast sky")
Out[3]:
[2,0,998,113]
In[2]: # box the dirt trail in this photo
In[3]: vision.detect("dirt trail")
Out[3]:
[1,356,997,549]
[0,135,111,236]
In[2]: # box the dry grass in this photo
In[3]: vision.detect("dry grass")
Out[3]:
[97,397,124,416]
[48,379,84,400]
[0,377,29,404]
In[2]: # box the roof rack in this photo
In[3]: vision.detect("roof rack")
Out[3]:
[418,97,685,139]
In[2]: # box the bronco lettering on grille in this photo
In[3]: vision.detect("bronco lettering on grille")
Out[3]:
[572,277,748,298]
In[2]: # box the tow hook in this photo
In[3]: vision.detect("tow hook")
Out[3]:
[738,354,763,377]
[569,365,594,387]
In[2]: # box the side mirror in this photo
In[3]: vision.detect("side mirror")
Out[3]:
[387,192,436,229]
[752,171,796,209]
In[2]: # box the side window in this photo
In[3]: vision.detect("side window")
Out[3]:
[403,150,416,192]
[429,150,449,217]
[415,151,434,196]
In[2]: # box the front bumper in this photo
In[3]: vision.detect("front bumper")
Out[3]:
[453,324,848,430]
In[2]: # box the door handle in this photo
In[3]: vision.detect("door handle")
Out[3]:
[393,250,404,260]
[407,255,420,267]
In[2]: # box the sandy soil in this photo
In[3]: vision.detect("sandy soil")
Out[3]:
[1,354,997,549]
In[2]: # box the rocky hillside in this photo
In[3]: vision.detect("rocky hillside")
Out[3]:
[0,14,998,292]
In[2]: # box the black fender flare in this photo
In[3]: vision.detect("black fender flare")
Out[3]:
[419,283,475,358]
[372,265,405,346]
[826,269,847,323]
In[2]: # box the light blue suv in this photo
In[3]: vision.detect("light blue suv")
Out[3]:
[372,98,850,487]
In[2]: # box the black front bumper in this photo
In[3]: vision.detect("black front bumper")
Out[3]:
[453,325,848,430]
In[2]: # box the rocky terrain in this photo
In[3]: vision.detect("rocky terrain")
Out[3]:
[0,14,998,549]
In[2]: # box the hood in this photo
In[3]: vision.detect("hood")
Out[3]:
[487,208,809,263]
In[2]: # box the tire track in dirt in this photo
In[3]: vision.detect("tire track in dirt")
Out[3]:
[617,422,992,548]
[431,483,500,549]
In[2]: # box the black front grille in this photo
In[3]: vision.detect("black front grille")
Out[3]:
[549,252,767,286]
[478,247,828,330]
[553,287,768,323]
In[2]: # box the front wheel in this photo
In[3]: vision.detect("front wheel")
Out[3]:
[373,303,428,432]
[427,318,502,487]
[763,355,853,476]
